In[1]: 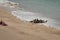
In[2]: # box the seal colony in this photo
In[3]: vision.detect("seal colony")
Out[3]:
[30,19,48,23]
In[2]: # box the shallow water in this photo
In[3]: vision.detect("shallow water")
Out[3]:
[1,0,60,29]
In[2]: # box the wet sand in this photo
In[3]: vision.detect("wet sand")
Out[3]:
[0,6,60,40]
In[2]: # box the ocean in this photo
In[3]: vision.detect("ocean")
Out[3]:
[0,0,60,29]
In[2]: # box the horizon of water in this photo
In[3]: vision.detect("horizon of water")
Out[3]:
[0,0,60,29]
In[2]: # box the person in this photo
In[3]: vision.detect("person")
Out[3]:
[0,20,7,26]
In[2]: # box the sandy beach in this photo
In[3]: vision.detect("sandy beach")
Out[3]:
[0,6,60,40]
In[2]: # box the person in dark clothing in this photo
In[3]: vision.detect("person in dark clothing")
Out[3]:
[0,20,7,26]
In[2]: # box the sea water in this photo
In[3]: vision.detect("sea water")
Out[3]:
[0,0,60,29]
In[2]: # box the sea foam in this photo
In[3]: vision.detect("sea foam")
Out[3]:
[0,0,60,29]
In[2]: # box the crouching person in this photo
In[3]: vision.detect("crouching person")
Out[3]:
[0,20,8,26]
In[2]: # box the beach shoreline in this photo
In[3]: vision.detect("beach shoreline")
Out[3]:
[0,0,60,29]
[0,5,60,40]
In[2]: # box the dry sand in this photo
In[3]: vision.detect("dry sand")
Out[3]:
[0,6,60,40]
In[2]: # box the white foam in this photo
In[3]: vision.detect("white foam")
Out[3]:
[12,10,56,27]
[0,0,22,10]
[0,0,8,3]
[0,0,59,29]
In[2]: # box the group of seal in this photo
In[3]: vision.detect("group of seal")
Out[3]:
[30,19,48,23]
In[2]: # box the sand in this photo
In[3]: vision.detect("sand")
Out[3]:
[0,6,60,40]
